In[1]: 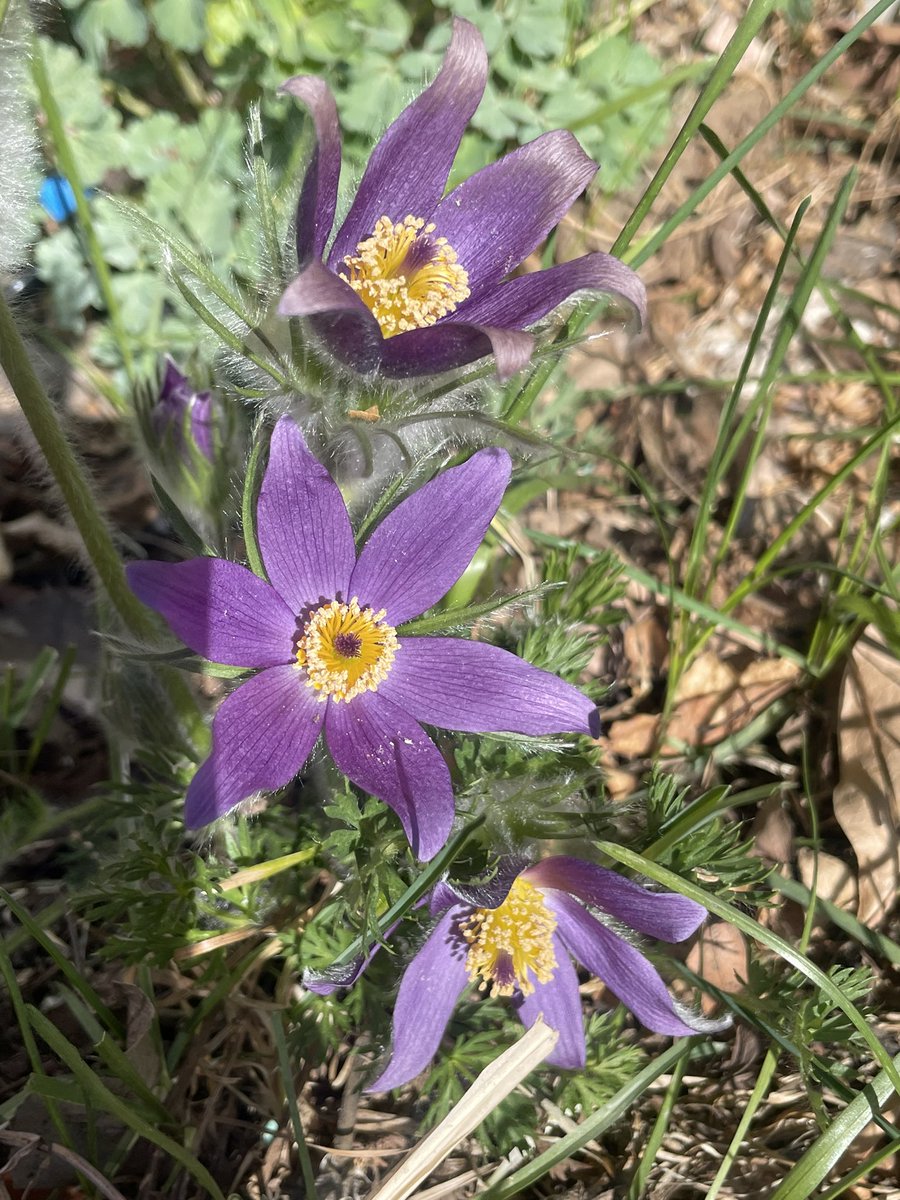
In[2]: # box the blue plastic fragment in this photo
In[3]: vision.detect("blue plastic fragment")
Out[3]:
[39,175,79,221]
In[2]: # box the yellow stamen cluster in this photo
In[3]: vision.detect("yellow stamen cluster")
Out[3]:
[460,877,558,998]
[296,598,398,702]
[341,214,470,338]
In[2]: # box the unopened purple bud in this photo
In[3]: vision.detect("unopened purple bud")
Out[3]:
[153,358,215,462]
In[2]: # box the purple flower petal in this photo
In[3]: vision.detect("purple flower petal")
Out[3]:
[378,321,534,382]
[277,261,384,372]
[526,858,707,943]
[329,18,488,266]
[551,893,705,1037]
[256,417,357,614]
[367,906,471,1091]
[158,357,188,405]
[349,448,510,625]
[189,391,215,461]
[324,691,454,860]
[454,252,647,330]
[381,637,595,735]
[514,933,586,1069]
[431,131,597,292]
[184,664,324,827]
[280,76,342,264]
[126,558,296,668]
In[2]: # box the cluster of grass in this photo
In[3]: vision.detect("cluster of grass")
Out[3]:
[2,0,899,1197]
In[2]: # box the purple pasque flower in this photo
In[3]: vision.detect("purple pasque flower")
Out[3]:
[126,417,596,860]
[276,18,646,383]
[365,856,722,1091]
[152,358,215,462]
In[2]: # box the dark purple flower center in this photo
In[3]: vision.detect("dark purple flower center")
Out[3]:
[334,631,363,658]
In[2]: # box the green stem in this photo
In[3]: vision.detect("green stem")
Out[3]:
[31,38,135,385]
[0,293,152,637]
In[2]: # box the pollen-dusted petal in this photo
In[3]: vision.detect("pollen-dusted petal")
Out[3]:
[380,637,596,735]
[431,131,597,292]
[126,558,296,668]
[514,934,586,1069]
[280,75,342,264]
[378,320,534,381]
[256,417,357,613]
[184,664,325,828]
[329,18,488,267]
[349,447,511,626]
[453,252,648,331]
[551,893,706,1037]
[525,857,707,943]
[323,691,454,861]
[367,906,471,1092]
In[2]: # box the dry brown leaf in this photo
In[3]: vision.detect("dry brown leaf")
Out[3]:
[833,627,900,927]
[753,796,794,864]
[602,767,640,802]
[686,921,749,1013]
[662,653,800,753]
[623,614,668,692]
[797,848,858,918]
[674,651,737,703]
[606,713,658,758]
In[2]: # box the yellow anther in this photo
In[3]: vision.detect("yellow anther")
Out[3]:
[341,214,470,338]
[459,877,558,998]
[296,597,398,702]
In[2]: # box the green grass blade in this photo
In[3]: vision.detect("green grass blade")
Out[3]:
[612,0,776,259]
[482,1040,693,1199]
[816,1137,900,1200]
[772,875,900,968]
[56,986,173,1127]
[0,887,122,1038]
[27,1005,226,1200]
[271,1011,318,1199]
[722,413,900,619]
[704,1047,778,1200]
[593,845,900,1094]
[680,198,809,603]
[23,645,76,773]
[0,938,73,1148]
[769,1048,900,1200]
[626,1051,688,1200]
[630,0,896,268]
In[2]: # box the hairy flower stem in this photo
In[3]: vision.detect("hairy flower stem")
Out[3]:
[31,40,135,387]
[0,293,201,727]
